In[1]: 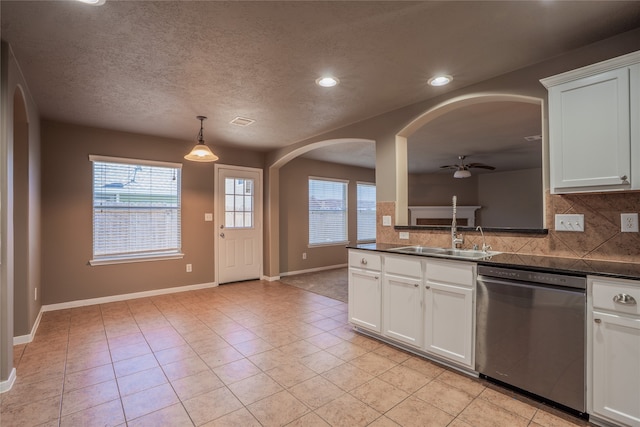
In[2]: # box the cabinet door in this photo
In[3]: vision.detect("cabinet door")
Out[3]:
[592,311,640,427]
[383,274,422,348]
[549,67,631,192]
[424,281,474,367]
[348,269,381,332]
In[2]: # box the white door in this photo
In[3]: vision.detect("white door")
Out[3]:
[592,311,640,427]
[424,281,474,368]
[548,67,631,192]
[383,275,423,348]
[348,269,381,332]
[215,165,262,284]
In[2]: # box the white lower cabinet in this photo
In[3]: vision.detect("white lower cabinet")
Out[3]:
[424,259,475,369]
[424,281,474,368]
[383,256,423,348]
[348,249,476,371]
[348,251,382,332]
[589,276,640,427]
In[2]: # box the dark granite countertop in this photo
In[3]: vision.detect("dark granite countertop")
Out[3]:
[350,243,640,281]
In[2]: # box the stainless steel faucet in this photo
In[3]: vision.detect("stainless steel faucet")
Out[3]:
[476,225,491,253]
[451,195,464,249]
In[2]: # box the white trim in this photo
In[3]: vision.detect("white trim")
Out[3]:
[41,281,218,312]
[540,50,640,88]
[13,308,43,345]
[89,154,183,169]
[261,275,281,282]
[89,253,184,266]
[280,263,347,277]
[0,368,16,394]
[309,176,349,184]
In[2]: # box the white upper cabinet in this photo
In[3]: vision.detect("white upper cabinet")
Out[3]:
[542,51,640,194]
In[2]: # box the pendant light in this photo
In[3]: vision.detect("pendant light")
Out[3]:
[184,116,219,162]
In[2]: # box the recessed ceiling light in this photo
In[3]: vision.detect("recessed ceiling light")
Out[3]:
[428,75,453,87]
[76,0,106,5]
[316,76,340,88]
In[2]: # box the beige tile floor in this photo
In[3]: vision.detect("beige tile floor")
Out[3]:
[1,280,594,427]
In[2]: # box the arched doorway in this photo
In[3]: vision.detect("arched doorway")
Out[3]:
[265,138,375,278]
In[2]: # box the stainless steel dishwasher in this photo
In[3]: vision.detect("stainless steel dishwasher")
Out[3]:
[476,265,587,415]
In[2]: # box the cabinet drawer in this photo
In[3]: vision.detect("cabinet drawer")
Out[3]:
[349,251,381,271]
[426,259,475,287]
[385,255,422,278]
[591,277,640,316]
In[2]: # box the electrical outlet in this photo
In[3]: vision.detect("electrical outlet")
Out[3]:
[382,215,392,226]
[302,252,307,260]
[621,213,639,232]
[399,232,409,239]
[186,264,192,272]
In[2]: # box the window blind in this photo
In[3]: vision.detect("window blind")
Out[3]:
[309,178,348,246]
[90,156,182,263]
[357,182,376,242]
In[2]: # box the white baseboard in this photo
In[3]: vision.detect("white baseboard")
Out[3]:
[261,275,281,282]
[41,281,218,312]
[0,368,16,394]
[280,263,347,277]
[13,308,43,345]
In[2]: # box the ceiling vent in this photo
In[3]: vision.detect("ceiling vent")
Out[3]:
[230,116,255,127]
[524,134,542,142]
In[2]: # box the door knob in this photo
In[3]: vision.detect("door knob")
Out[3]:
[594,318,602,324]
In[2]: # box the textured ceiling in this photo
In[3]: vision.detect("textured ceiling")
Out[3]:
[2,1,640,163]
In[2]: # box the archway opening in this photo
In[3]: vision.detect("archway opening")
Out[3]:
[394,94,545,227]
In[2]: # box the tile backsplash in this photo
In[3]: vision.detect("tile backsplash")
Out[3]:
[377,191,640,263]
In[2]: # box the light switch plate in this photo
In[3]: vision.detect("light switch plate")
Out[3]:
[204,213,213,222]
[382,215,392,226]
[555,214,584,232]
[621,213,639,232]
[399,232,409,240]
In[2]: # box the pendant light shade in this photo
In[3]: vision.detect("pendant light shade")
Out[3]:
[184,116,219,162]
[453,169,471,178]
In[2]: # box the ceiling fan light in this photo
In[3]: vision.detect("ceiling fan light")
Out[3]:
[184,116,219,163]
[453,169,471,178]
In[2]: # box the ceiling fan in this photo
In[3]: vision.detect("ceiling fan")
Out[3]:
[440,155,496,178]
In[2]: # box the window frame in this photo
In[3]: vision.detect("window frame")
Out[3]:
[356,181,377,243]
[89,155,184,266]
[308,176,349,247]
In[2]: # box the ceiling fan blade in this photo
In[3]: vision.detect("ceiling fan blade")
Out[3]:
[467,163,496,170]
[439,165,460,170]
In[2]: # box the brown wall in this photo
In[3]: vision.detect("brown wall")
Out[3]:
[409,173,479,206]
[40,121,264,305]
[279,157,375,274]
[477,168,543,228]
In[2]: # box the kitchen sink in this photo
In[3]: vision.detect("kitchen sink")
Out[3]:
[390,246,499,260]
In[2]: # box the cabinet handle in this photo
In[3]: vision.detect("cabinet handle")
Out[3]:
[414,284,419,288]
[374,276,379,280]
[361,258,368,265]
[425,285,430,289]
[613,293,637,305]
[620,175,628,181]
[594,318,602,324]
